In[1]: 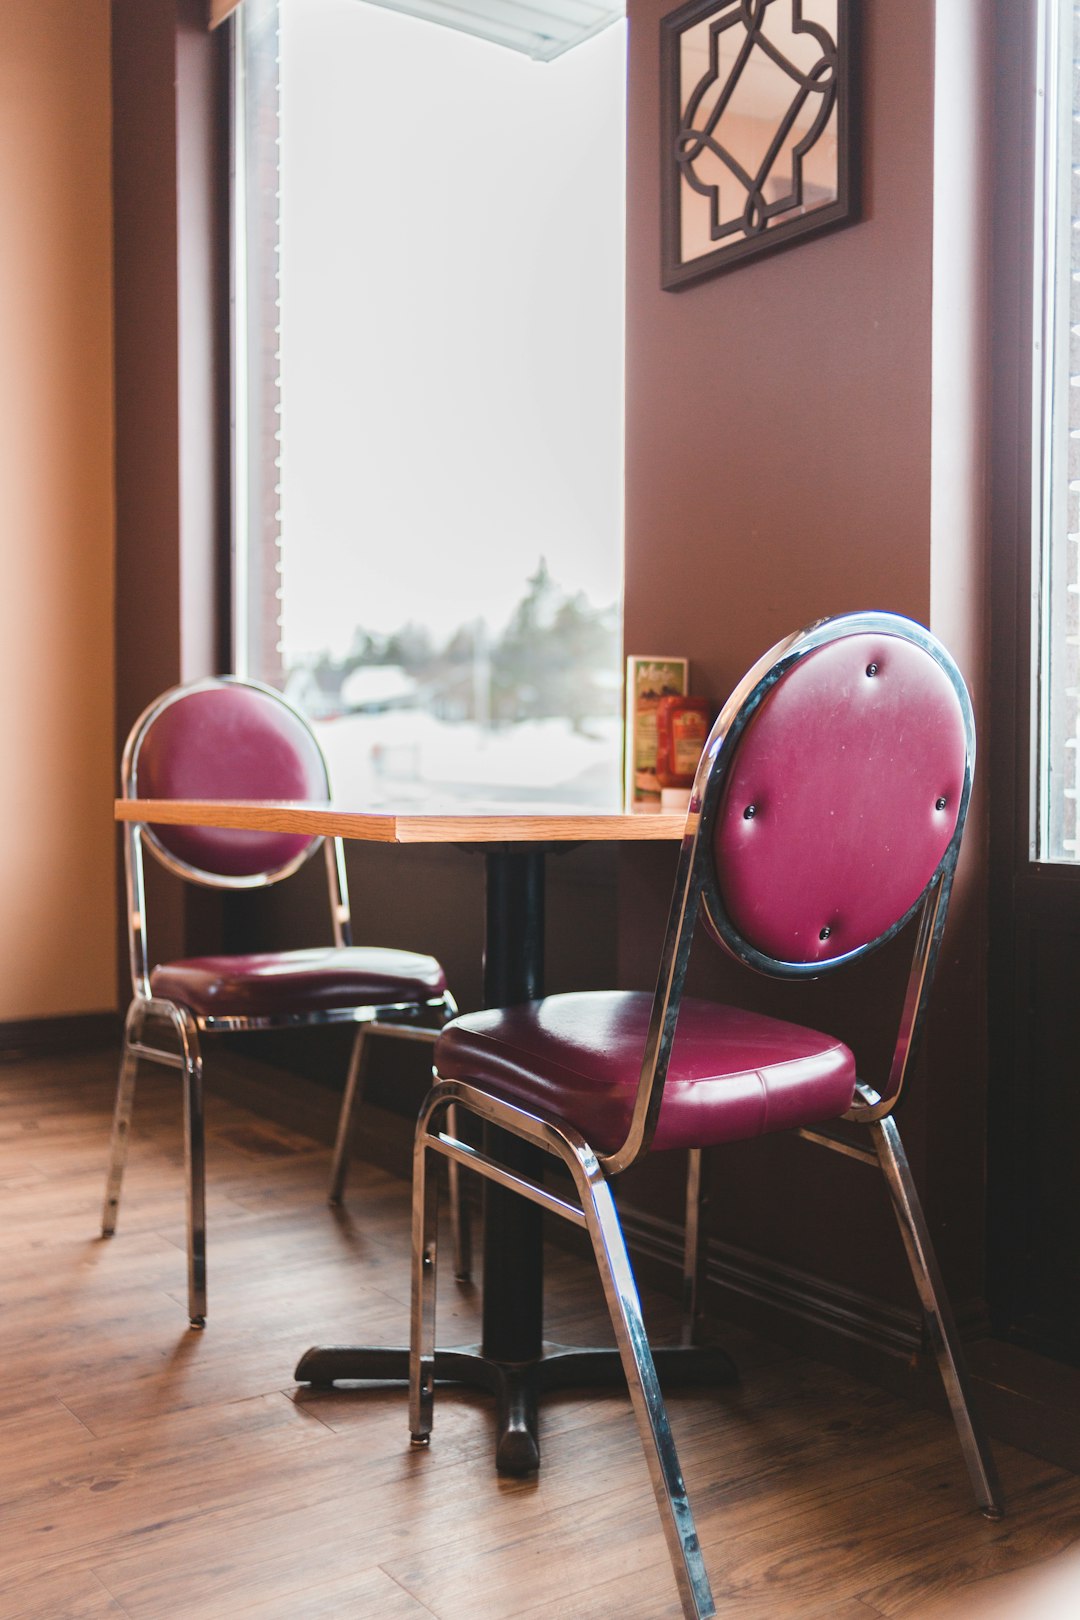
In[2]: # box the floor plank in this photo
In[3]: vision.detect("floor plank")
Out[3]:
[2,1049,1080,1618]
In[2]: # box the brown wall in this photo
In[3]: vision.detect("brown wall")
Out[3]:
[0,0,116,1020]
[112,0,230,987]
[112,0,228,738]
[626,0,935,685]
[619,0,993,1337]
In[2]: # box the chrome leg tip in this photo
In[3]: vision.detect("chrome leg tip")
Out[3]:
[327,1194,343,1208]
[409,1433,431,1448]
[189,1315,206,1330]
[980,1504,1005,1521]
[453,1268,472,1284]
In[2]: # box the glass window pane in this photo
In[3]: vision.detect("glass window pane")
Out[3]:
[234,0,626,808]
[1036,0,1080,859]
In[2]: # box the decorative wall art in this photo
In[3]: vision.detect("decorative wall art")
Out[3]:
[661,0,854,289]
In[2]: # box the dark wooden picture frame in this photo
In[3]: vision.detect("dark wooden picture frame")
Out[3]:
[661,0,855,290]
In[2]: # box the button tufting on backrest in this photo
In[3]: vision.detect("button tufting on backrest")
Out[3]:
[707,633,967,965]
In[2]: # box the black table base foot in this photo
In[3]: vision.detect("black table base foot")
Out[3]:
[293,1339,739,1476]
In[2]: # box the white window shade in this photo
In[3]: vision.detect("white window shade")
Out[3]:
[359,0,623,60]
[214,0,622,59]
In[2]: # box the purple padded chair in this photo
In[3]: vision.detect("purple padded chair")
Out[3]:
[102,676,465,1327]
[408,613,1002,1620]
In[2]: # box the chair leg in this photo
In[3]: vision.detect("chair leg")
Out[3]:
[681,1147,707,1346]
[870,1113,1003,1518]
[328,1025,367,1205]
[446,1102,472,1283]
[177,1010,207,1329]
[579,1166,716,1620]
[101,1005,141,1236]
[409,1131,441,1445]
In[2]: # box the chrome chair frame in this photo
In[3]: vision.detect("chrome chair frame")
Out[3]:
[409,613,1002,1620]
[102,677,465,1327]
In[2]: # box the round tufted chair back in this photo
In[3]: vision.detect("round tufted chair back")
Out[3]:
[125,678,330,885]
[699,615,974,975]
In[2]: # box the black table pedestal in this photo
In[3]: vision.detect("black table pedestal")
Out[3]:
[293,844,739,1474]
[292,1341,738,1476]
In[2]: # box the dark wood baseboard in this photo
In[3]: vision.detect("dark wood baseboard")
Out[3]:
[206,1051,1080,1474]
[620,1204,927,1361]
[0,1011,120,1060]
[621,1204,1080,1474]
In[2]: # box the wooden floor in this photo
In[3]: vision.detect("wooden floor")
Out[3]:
[3,1050,1080,1620]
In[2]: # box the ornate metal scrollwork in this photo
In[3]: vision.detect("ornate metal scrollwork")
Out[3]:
[661,0,854,289]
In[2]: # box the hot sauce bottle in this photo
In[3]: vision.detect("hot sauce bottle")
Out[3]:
[655,695,711,811]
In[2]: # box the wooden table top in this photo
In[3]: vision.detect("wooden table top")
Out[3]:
[114,798,687,845]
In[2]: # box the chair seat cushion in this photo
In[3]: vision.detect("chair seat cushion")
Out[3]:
[150,946,447,1019]
[434,991,856,1154]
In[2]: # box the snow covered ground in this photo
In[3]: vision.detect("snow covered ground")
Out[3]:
[313,709,622,808]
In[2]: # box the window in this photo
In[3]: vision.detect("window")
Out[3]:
[1033,0,1080,858]
[233,0,626,807]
